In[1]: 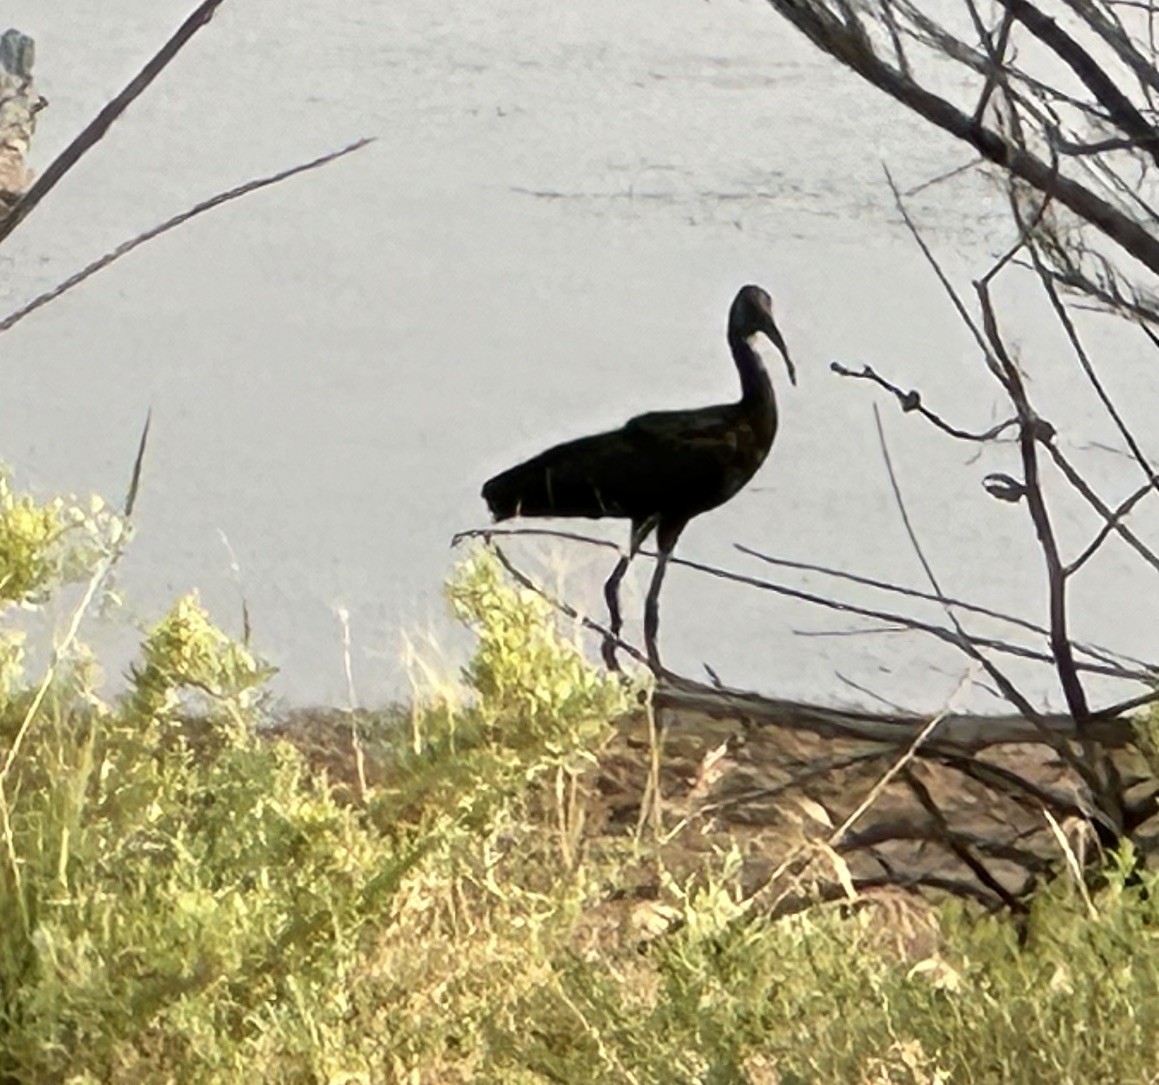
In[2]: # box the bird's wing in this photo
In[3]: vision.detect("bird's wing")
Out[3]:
[624,406,743,456]
[624,405,773,507]
[483,406,761,523]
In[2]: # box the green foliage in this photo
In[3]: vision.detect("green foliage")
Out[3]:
[1,471,1158,1084]
[0,472,125,609]
[0,506,638,1084]
[446,549,626,743]
[127,591,276,723]
[627,863,1159,1085]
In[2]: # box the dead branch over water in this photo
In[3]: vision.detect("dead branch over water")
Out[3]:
[0,0,229,246]
[0,7,373,337]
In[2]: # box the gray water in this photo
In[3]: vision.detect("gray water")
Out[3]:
[1,0,1156,712]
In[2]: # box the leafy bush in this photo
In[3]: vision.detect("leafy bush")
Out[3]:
[0,471,124,610]
[0,473,1157,1084]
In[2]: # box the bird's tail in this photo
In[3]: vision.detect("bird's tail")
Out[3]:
[481,464,527,521]
[482,436,617,521]
[482,458,560,520]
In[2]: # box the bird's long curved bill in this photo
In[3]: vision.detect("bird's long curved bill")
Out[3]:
[765,316,797,386]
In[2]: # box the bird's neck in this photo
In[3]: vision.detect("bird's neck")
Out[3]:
[729,329,775,405]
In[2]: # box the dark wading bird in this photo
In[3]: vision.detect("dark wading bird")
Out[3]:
[481,284,795,671]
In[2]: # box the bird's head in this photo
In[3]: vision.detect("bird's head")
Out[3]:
[731,284,796,386]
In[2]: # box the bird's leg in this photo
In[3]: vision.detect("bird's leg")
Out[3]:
[601,517,656,671]
[601,554,632,671]
[643,552,669,671]
[644,519,686,673]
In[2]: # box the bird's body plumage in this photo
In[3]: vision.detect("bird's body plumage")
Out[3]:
[482,399,775,527]
[480,284,794,669]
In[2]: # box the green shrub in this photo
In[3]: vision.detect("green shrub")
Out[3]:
[1,470,1158,1084]
[0,472,124,609]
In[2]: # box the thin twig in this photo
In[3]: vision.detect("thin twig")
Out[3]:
[452,526,620,553]
[1069,480,1156,568]
[762,0,1159,275]
[904,156,984,197]
[969,4,1016,127]
[0,413,152,785]
[829,670,972,846]
[461,526,1151,686]
[737,542,1154,680]
[0,0,230,245]
[700,748,894,816]
[975,286,1090,722]
[884,108,1113,804]
[995,0,1159,166]
[830,361,1017,441]
[1044,443,1159,576]
[487,542,652,671]
[841,817,1053,874]
[932,753,1088,819]
[980,282,1123,834]
[902,765,1026,911]
[835,671,911,712]
[1022,237,1159,501]
[0,139,374,336]
[755,672,972,903]
[883,165,1000,376]
[1093,687,1159,720]
[872,405,1062,748]
[123,409,151,518]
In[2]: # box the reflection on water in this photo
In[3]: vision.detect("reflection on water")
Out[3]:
[0,0,1155,711]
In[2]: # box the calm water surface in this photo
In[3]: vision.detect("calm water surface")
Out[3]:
[1,0,1156,711]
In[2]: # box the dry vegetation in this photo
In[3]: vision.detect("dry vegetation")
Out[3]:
[2,488,1158,1084]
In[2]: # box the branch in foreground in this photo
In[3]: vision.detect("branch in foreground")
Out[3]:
[931,752,1088,821]
[457,525,1155,689]
[0,411,153,786]
[974,281,1119,821]
[762,0,1159,275]
[871,403,1060,746]
[994,0,1159,167]
[674,548,1138,687]
[1018,218,1159,502]
[873,164,1124,817]
[473,538,652,672]
[0,138,374,336]
[0,0,230,246]
[902,765,1025,912]
[736,542,1156,681]
[1043,443,1159,576]
[830,361,1017,441]
[841,817,1052,875]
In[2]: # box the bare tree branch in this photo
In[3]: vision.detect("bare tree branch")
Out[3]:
[994,0,1159,166]
[830,361,1018,441]
[456,525,1156,687]
[1042,443,1159,575]
[0,139,374,336]
[763,0,1159,274]
[902,765,1027,911]
[872,403,1038,713]
[737,542,1156,680]
[0,0,229,245]
[1054,0,1159,99]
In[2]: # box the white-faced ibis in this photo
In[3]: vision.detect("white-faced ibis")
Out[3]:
[482,284,795,670]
